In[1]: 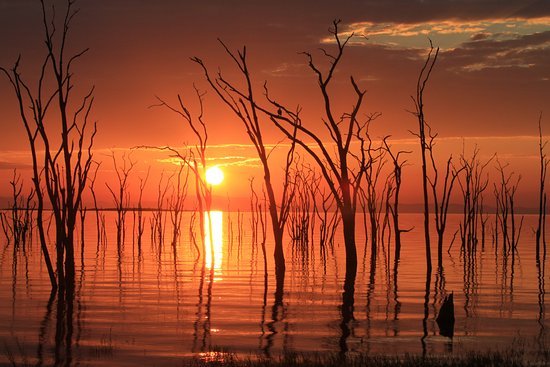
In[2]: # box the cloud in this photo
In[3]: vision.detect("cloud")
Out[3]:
[442,30,550,73]
[330,17,550,51]
[315,16,549,79]
[158,156,261,168]
[0,161,31,170]
[335,0,550,24]
[262,62,308,78]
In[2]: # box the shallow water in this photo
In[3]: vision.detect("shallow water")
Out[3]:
[0,211,547,366]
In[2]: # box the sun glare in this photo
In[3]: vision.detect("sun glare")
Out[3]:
[205,166,224,186]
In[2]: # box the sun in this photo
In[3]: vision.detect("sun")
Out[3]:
[205,166,224,186]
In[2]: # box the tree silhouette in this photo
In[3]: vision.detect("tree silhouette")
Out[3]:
[383,137,412,261]
[1,0,96,292]
[536,114,548,259]
[410,42,439,274]
[150,86,216,266]
[265,20,377,289]
[106,151,136,248]
[193,43,298,285]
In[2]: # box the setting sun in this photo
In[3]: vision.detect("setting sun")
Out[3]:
[205,166,224,186]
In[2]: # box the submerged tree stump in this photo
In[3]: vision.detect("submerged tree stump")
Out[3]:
[436,292,455,338]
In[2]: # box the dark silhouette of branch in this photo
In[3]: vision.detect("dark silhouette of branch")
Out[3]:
[192,39,298,281]
[383,136,412,261]
[410,40,439,274]
[1,0,96,292]
[105,151,136,248]
[536,113,548,258]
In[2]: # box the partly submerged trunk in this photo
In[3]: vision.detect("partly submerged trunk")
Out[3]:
[273,225,286,277]
[341,204,358,282]
[264,164,285,278]
[36,200,57,291]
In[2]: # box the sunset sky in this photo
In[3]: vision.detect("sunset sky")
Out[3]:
[0,0,548,208]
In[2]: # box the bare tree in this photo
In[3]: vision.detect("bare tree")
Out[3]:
[169,164,190,246]
[150,86,216,265]
[362,134,387,252]
[383,137,412,261]
[0,170,34,249]
[288,161,312,251]
[88,161,101,250]
[192,43,297,282]
[151,171,171,247]
[536,113,548,258]
[494,160,523,252]
[426,137,464,268]
[106,152,136,248]
[256,22,380,353]
[410,42,439,274]
[249,178,269,281]
[308,168,340,266]
[136,167,150,254]
[265,20,376,289]
[457,147,492,252]
[1,0,96,292]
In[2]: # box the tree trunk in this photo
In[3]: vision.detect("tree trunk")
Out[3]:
[36,206,57,291]
[437,232,443,269]
[65,226,76,291]
[341,204,358,283]
[264,164,286,279]
[273,225,286,277]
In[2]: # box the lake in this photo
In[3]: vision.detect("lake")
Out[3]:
[0,211,547,366]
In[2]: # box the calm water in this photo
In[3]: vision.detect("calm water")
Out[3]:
[0,211,547,366]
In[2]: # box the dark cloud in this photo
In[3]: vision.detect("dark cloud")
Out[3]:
[511,0,550,18]
[302,0,550,24]
[441,31,550,76]
[471,33,491,41]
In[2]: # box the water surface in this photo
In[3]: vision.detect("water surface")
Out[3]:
[0,212,547,366]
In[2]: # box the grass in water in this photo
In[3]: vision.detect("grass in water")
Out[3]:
[187,347,550,367]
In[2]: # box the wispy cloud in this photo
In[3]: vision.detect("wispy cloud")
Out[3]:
[0,161,31,170]
[158,156,262,168]
[442,29,550,73]
[263,62,308,78]
[328,17,550,52]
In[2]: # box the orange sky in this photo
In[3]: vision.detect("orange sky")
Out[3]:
[0,1,548,209]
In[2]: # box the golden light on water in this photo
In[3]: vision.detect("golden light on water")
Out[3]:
[204,211,223,270]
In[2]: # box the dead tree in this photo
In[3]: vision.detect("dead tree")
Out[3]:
[264,21,375,289]
[362,133,387,252]
[169,164,189,246]
[536,114,548,259]
[250,178,269,281]
[426,135,464,268]
[88,162,101,249]
[307,168,340,266]
[136,167,150,254]
[106,152,136,248]
[0,170,35,249]
[151,171,171,247]
[151,86,215,265]
[494,160,524,252]
[192,44,297,282]
[288,161,312,251]
[458,147,492,252]
[410,42,439,274]
[1,0,96,292]
[383,137,412,262]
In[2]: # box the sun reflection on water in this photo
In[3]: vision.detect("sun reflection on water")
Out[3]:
[204,210,223,271]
